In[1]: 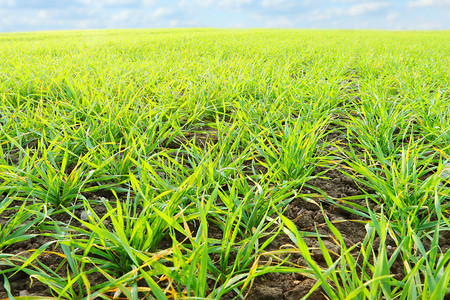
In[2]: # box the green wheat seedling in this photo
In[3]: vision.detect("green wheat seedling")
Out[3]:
[253,115,330,187]
[0,139,94,207]
[341,140,448,238]
[0,195,42,252]
[214,175,298,236]
[0,29,448,299]
[281,204,450,299]
[345,96,413,156]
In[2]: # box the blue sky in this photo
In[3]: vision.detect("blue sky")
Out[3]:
[0,0,449,32]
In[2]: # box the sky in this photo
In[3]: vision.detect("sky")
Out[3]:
[0,0,449,32]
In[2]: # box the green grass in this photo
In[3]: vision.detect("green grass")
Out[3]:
[0,29,449,299]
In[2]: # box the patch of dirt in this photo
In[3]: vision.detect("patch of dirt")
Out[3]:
[165,126,219,149]
[242,156,268,176]
[245,274,326,300]
[0,270,50,297]
[289,70,306,79]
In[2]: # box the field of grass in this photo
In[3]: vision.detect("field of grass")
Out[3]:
[0,28,449,299]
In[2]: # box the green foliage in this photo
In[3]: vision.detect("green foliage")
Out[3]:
[0,29,449,299]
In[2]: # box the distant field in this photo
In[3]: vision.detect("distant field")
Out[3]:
[0,29,449,299]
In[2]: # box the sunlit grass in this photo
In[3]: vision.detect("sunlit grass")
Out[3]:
[0,28,449,299]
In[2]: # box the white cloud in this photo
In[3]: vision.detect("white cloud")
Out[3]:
[227,21,247,27]
[412,21,445,29]
[386,12,399,22]
[263,16,298,27]
[260,0,304,12]
[347,2,390,16]
[79,0,158,7]
[0,0,14,6]
[142,0,158,7]
[309,2,390,21]
[103,0,138,5]
[408,0,450,7]
[152,7,175,18]
[218,0,253,8]
[186,0,254,9]
[109,9,134,23]
[331,0,365,2]
[0,0,448,32]
[180,0,314,15]
[261,0,293,7]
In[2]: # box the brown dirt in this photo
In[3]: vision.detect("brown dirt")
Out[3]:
[247,274,326,300]
[165,125,219,149]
